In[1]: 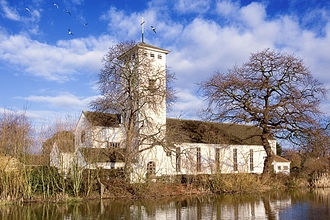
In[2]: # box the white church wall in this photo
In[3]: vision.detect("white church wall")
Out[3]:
[175,143,267,175]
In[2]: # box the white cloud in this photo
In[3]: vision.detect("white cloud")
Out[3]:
[175,0,211,14]
[0,0,21,21]
[21,93,100,110]
[0,32,114,82]
[98,2,330,117]
[216,0,239,16]
[168,89,204,119]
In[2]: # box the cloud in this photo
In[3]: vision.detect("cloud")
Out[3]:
[168,89,204,119]
[175,0,211,14]
[98,2,330,118]
[0,32,114,82]
[0,0,21,21]
[20,93,100,110]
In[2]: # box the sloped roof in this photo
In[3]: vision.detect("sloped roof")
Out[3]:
[81,111,271,146]
[43,131,75,154]
[83,111,121,127]
[79,148,124,163]
[273,155,290,163]
[55,138,75,153]
[166,118,265,145]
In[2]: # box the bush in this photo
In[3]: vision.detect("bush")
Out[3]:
[30,166,62,195]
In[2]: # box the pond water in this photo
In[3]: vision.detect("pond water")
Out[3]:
[0,189,328,220]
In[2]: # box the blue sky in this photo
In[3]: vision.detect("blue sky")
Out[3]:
[0,0,329,128]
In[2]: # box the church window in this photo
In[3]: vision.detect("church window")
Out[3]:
[107,142,120,148]
[147,161,156,177]
[176,147,181,172]
[233,148,238,171]
[158,54,162,59]
[283,166,288,170]
[148,79,156,92]
[278,166,281,170]
[215,148,220,172]
[250,149,254,171]
[197,147,201,172]
[166,151,171,156]
[150,53,155,58]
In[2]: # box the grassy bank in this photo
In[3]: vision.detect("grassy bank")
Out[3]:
[0,164,328,203]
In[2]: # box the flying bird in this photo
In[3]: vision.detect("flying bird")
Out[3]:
[83,23,88,27]
[25,7,31,14]
[68,29,73,36]
[151,26,156,34]
[53,3,59,9]
[65,9,71,16]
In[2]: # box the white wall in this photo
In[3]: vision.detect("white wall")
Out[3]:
[173,143,267,175]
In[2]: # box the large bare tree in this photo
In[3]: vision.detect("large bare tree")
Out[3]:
[90,41,175,180]
[201,49,326,175]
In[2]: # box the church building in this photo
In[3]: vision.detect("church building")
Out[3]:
[69,43,290,181]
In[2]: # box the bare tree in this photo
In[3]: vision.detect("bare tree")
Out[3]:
[0,110,33,158]
[90,41,175,181]
[201,49,326,175]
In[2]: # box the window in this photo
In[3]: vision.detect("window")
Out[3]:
[278,166,282,170]
[158,54,162,59]
[148,79,156,92]
[283,166,289,170]
[233,149,238,171]
[147,161,156,177]
[150,53,155,58]
[176,147,181,172]
[215,148,220,172]
[197,147,201,172]
[166,151,172,156]
[250,149,254,172]
[81,130,86,143]
[107,142,120,148]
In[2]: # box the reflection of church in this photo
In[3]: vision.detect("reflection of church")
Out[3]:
[129,195,292,220]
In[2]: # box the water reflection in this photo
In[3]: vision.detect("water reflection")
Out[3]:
[0,189,328,220]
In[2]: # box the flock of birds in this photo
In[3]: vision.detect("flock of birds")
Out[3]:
[24,2,86,36]
[24,2,158,37]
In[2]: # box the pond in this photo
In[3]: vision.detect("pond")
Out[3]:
[0,189,328,220]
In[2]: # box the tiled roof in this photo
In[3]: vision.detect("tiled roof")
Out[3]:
[166,118,266,145]
[82,111,273,146]
[273,155,290,163]
[83,111,121,127]
[43,131,75,154]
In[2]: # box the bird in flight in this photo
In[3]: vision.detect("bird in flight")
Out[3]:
[151,26,156,34]
[65,9,71,16]
[25,7,31,14]
[68,29,74,36]
[53,3,59,9]
[83,23,88,27]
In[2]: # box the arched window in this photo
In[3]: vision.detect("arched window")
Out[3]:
[146,161,156,177]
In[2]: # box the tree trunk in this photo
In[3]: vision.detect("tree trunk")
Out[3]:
[261,132,274,176]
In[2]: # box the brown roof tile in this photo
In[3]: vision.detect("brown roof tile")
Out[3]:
[166,118,265,145]
[83,111,121,127]
[273,155,290,163]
